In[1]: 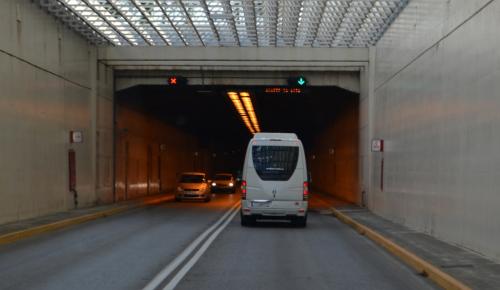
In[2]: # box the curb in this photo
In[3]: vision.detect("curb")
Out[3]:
[0,195,174,245]
[331,208,471,290]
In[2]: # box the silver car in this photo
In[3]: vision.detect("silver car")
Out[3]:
[175,172,211,202]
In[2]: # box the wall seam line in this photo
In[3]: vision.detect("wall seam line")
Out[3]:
[0,48,91,90]
[375,0,496,91]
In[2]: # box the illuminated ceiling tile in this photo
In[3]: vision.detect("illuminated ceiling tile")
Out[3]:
[39,0,408,47]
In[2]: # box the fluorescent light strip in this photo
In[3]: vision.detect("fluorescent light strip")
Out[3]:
[228,92,255,134]
[240,95,260,133]
[227,91,261,134]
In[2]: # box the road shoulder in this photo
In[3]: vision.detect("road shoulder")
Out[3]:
[332,206,500,290]
[0,194,174,245]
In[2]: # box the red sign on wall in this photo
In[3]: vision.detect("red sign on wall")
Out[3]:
[68,150,76,191]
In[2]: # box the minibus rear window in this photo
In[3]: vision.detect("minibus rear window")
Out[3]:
[252,146,299,181]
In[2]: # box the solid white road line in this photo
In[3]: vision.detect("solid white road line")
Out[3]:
[163,206,240,290]
[142,202,240,290]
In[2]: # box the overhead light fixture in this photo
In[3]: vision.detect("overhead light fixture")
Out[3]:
[227,91,261,134]
[240,93,261,132]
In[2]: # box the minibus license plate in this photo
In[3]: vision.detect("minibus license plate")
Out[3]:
[252,201,271,208]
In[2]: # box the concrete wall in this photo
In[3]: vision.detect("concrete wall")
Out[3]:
[0,0,97,224]
[115,106,208,201]
[359,50,375,207]
[94,62,114,203]
[372,0,500,261]
[310,98,359,203]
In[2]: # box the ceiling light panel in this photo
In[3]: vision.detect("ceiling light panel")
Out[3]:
[228,92,260,134]
[40,0,408,47]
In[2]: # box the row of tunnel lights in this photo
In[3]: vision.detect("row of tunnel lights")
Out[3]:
[227,92,261,134]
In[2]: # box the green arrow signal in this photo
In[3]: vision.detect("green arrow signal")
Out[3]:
[297,77,306,86]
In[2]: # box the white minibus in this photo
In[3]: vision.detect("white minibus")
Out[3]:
[240,133,308,227]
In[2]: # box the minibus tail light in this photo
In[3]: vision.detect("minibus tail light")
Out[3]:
[241,180,247,200]
[303,181,309,201]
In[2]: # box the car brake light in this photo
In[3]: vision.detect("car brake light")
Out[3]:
[303,181,309,201]
[241,180,247,200]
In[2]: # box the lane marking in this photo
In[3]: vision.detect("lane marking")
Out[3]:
[163,206,239,290]
[142,201,240,290]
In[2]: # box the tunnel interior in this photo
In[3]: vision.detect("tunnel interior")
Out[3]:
[115,84,359,203]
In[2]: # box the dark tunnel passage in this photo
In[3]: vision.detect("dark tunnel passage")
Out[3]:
[114,84,359,203]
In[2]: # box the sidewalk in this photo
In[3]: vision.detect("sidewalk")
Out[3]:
[332,204,500,290]
[0,193,174,245]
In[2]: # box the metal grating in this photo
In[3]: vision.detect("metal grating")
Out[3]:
[39,0,408,47]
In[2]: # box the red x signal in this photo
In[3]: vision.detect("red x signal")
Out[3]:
[167,76,187,86]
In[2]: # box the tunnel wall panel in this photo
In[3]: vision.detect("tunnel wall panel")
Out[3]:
[375,0,491,89]
[115,107,205,200]
[0,0,91,87]
[0,0,96,224]
[310,99,359,203]
[373,0,500,261]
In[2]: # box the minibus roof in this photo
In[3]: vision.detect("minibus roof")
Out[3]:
[252,132,299,141]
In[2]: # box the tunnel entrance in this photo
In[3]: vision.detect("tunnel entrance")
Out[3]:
[114,84,359,204]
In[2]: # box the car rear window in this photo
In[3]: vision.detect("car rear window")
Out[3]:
[180,175,205,183]
[252,146,299,181]
[214,175,232,180]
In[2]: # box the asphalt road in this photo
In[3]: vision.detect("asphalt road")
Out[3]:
[0,193,438,290]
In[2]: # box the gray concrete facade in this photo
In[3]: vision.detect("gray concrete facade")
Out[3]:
[0,0,93,224]
[371,0,500,262]
[0,0,113,224]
